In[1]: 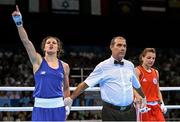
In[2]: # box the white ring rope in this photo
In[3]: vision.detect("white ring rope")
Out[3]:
[0,106,102,111]
[0,106,103,112]
[0,87,100,91]
[0,87,180,91]
[0,87,180,111]
[0,105,180,112]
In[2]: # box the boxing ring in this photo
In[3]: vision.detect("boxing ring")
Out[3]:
[0,86,180,112]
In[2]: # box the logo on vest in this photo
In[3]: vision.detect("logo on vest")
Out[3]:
[142,78,147,82]
[153,78,157,84]
[60,73,64,78]
[40,71,46,75]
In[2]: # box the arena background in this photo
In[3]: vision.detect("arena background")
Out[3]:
[1,0,180,121]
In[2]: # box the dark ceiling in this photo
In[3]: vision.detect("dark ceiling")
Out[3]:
[1,0,180,48]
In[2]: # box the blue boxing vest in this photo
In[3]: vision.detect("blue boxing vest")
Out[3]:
[33,58,64,98]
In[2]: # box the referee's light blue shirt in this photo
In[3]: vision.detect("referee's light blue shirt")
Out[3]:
[84,56,140,106]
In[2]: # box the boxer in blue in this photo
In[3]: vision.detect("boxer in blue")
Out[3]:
[12,5,71,121]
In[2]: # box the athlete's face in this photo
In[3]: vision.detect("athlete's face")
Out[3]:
[142,52,156,67]
[44,38,58,55]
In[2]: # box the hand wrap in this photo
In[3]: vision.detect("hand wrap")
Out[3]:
[64,97,73,115]
[12,14,23,27]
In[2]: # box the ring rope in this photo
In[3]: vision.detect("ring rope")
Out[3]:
[0,87,180,111]
[0,87,180,91]
[0,105,180,112]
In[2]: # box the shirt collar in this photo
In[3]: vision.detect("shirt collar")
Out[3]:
[110,56,124,63]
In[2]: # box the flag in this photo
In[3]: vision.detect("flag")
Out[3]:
[79,0,108,16]
[52,0,80,14]
[141,0,166,12]
[51,0,109,15]
[29,0,39,12]
[0,0,15,5]
[91,0,108,16]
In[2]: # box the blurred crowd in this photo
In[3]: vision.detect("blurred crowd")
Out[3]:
[0,47,180,121]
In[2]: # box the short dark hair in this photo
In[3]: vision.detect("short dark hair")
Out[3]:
[110,36,126,47]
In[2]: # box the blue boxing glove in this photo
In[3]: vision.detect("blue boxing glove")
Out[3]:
[12,14,23,27]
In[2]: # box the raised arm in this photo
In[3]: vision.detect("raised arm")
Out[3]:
[12,5,42,72]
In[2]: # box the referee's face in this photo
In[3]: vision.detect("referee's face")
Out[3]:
[111,38,127,61]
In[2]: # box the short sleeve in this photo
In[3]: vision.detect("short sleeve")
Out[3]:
[84,65,103,87]
[131,74,141,89]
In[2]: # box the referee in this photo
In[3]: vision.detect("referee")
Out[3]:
[64,36,145,121]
